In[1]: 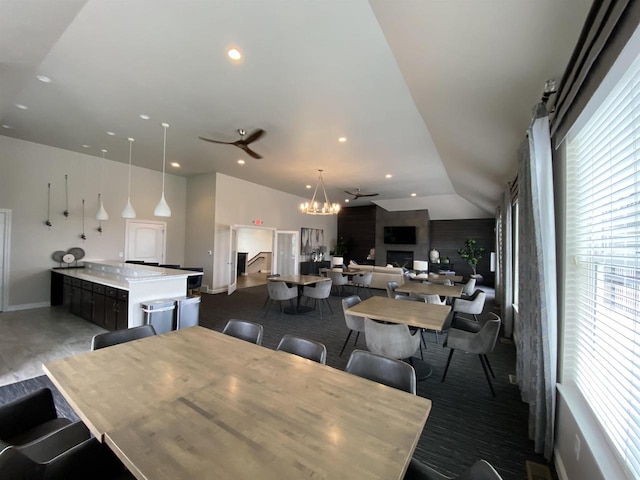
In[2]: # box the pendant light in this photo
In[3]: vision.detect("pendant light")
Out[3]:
[154,123,171,217]
[299,169,341,215]
[96,149,109,220]
[121,137,137,218]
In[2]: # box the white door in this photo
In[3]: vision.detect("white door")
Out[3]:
[228,226,238,295]
[274,230,299,276]
[125,220,166,263]
[0,209,9,312]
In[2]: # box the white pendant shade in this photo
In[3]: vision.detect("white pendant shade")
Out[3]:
[96,193,109,220]
[122,137,137,219]
[155,123,171,217]
[154,193,171,217]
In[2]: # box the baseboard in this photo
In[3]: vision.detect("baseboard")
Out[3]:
[4,301,50,312]
[207,287,227,294]
[554,448,568,480]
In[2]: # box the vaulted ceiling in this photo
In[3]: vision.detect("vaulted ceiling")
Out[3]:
[0,0,592,219]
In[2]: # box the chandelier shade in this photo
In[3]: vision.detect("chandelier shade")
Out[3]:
[300,170,340,215]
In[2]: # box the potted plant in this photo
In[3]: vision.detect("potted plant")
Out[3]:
[457,238,485,277]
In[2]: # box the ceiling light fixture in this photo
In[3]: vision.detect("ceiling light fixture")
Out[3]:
[338,137,347,143]
[121,138,137,219]
[228,48,242,60]
[107,131,116,136]
[154,123,171,217]
[300,170,340,215]
[410,193,417,197]
[2,125,12,129]
[82,144,90,148]
[171,162,180,167]
[15,104,28,110]
[385,174,392,178]
[96,149,109,221]
[36,75,51,83]
[139,114,150,120]
[237,159,245,165]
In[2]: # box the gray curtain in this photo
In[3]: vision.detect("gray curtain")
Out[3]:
[498,189,513,338]
[516,106,558,460]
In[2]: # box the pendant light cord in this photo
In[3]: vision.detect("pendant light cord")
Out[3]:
[161,123,168,195]
[128,139,133,197]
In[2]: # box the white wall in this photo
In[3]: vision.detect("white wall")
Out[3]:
[0,136,186,309]
[212,173,337,291]
[237,228,272,259]
[185,173,216,290]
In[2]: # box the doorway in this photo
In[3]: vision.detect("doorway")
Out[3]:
[0,209,10,312]
[125,220,166,263]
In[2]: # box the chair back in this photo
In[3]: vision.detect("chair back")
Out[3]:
[453,289,486,315]
[462,278,477,295]
[386,281,399,298]
[457,459,504,480]
[0,445,39,478]
[268,280,297,301]
[353,271,372,287]
[223,319,264,345]
[345,350,416,394]
[341,295,365,332]
[476,313,501,353]
[423,294,445,305]
[447,313,501,355]
[329,271,349,286]
[159,264,180,269]
[364,317,420,360]
[303,279,332,299]
[396,294,423,301]
[277,334,327,364]
[91,325,157,351]
[182,267,204,291]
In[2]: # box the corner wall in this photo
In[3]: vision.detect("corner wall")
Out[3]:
[185,173,216,290]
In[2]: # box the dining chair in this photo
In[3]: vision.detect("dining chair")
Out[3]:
[262,274,281,307]
[460,278,477,296]
[91,325,157,351]
[441,313,501,397]
[386,281,400,298]
[328,271,350,296]
[302,279,333,319]
[223,319,264,345]
[364,317,421,365]
[452,289,486,321]
[352,271,373,298]
[276,334,327,364]
[340,295,366,357]
[158,264,181,269]
[264,280,297,317]
[182,267,204,295]
[403,458,503,480]
[345,350,416,395]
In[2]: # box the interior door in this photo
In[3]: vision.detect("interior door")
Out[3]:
[228,226,238,295]
[274,230,299,276]
[125,220,166,263]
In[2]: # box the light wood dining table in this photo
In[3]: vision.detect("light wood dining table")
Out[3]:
[44,327,432,480]
[270,274,331,313]
[396,282,464,298]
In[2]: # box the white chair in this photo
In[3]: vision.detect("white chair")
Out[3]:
[303,279,333,319]
[328,271,350,296]
[461,278,476,296]
[452,289,486,322]
[340,295,365,356]
[387,281,401,298]
[364,317,421,363]
[352,271,373,298]
[265,280,297,317]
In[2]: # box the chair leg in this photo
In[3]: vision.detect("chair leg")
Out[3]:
[479,355,496,397]
[340,330,353,357]
[264,300,271,317]
[318,299,323,321]
[441,349,455,382]
[473,314,479,321]
[263,295,270,308]
[434,330,440,344]
[419,343,424,360]
[354,331,360,346]
[420,330,427,348]
[325,298,334,315]
[483,354,495,378]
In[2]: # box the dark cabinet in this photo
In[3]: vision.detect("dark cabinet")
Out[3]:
[50,272,64,306]
[300,261,330,275]
[92,284,106,328]
[70,278,82,316]
[105,287,128,331]
[80,281,93,321]
[62,276,72,308]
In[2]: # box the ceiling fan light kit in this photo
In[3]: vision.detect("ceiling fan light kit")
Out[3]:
[300,170,340,215]
[154,123,172,217]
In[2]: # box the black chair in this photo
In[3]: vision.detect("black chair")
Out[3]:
[345,350,416,394]
[124,260,145,264]
[182,267,204,295]
[276,334,327,364]
[91,325,157,351]
[159,264,180,269]
[144,262,160,266]
[223,319,264,345]
[404,458,503,480]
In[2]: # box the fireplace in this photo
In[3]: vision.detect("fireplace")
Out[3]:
[386,250,414,268]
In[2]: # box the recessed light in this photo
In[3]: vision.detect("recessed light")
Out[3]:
[306,185,312,189]
[385,174,392,178]
[228,48,242,60]
[171,162,180,167]
[107,131,116,136]
[82,144,90,148]
[345,198,350,203]
[338,137,347,143]
[101,149,108,153]
[410,193,417,197]
[36,75,51,83]
[237,159,245,165]
[2,124,12,129]
[139,114,150,120]
[15,104,28,110]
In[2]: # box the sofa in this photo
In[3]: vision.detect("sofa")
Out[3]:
[347,262,405,290]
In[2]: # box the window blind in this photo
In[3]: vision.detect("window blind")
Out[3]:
[565,50,640,479]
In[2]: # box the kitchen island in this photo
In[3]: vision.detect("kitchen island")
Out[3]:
[51,261,202,330]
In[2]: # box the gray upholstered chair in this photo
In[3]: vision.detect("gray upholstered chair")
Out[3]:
[395,294,424,301]
[277,334,327,364]
[364,317,421,362]
[352,271,373,298]
[262,274,281,307]
[442,313,501,397]
[345,350,416,394]
[460,278,476,296]
[264,279,297,317]
[223,319,264,345]
[91,324,157,351]
[386,281,400,298]
[404,458,503,480]
[329,271,350,296]
[340,295,365,356]
[452,289,486,321]
[302,279,333,319]
[0,388,72,447]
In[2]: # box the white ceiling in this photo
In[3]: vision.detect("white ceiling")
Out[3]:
[0,0,591,219]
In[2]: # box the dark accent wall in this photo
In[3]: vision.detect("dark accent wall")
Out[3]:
[375,208,430,267]
[336,205,376,264]
[430,219,495,286]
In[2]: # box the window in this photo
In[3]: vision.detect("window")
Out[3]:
[512,198,519,309]
[564,50,640,479]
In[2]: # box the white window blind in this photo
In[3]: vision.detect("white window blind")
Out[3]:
[565,50,640,480]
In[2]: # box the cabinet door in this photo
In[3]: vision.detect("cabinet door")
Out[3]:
[116,289,129,330]
[50,272,64,306]
[70,284,82,316]
[93,293,106,327]
[104,299,118,331]
[80,283,93,321]
[63,278,72,309]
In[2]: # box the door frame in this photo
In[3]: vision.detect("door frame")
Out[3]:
[0,209,11,312]
[124,219,167,263]
[228,224,276,294]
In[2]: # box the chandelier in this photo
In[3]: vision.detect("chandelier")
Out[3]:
[300,170,341,215]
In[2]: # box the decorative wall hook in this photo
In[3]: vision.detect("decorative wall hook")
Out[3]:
[63,174,69,217]
[45,182,52,228]
[80,199,86,240]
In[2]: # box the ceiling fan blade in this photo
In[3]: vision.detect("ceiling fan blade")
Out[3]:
[358,193,379,197]
[241,129,266,145]
[199,136,234,145]
[239,144,262,159]
[344,190,356,196]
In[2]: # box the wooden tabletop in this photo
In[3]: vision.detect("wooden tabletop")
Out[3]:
[426,273,463,283]
[346,296,451,330]
[271,274,331,285]
[396,282,464,298]
[44,327,431,480]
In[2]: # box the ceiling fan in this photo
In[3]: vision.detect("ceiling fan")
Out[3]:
[199,128,266,159]
[345,189,379,200]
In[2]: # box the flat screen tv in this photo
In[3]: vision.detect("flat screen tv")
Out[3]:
[383,226,417,245]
